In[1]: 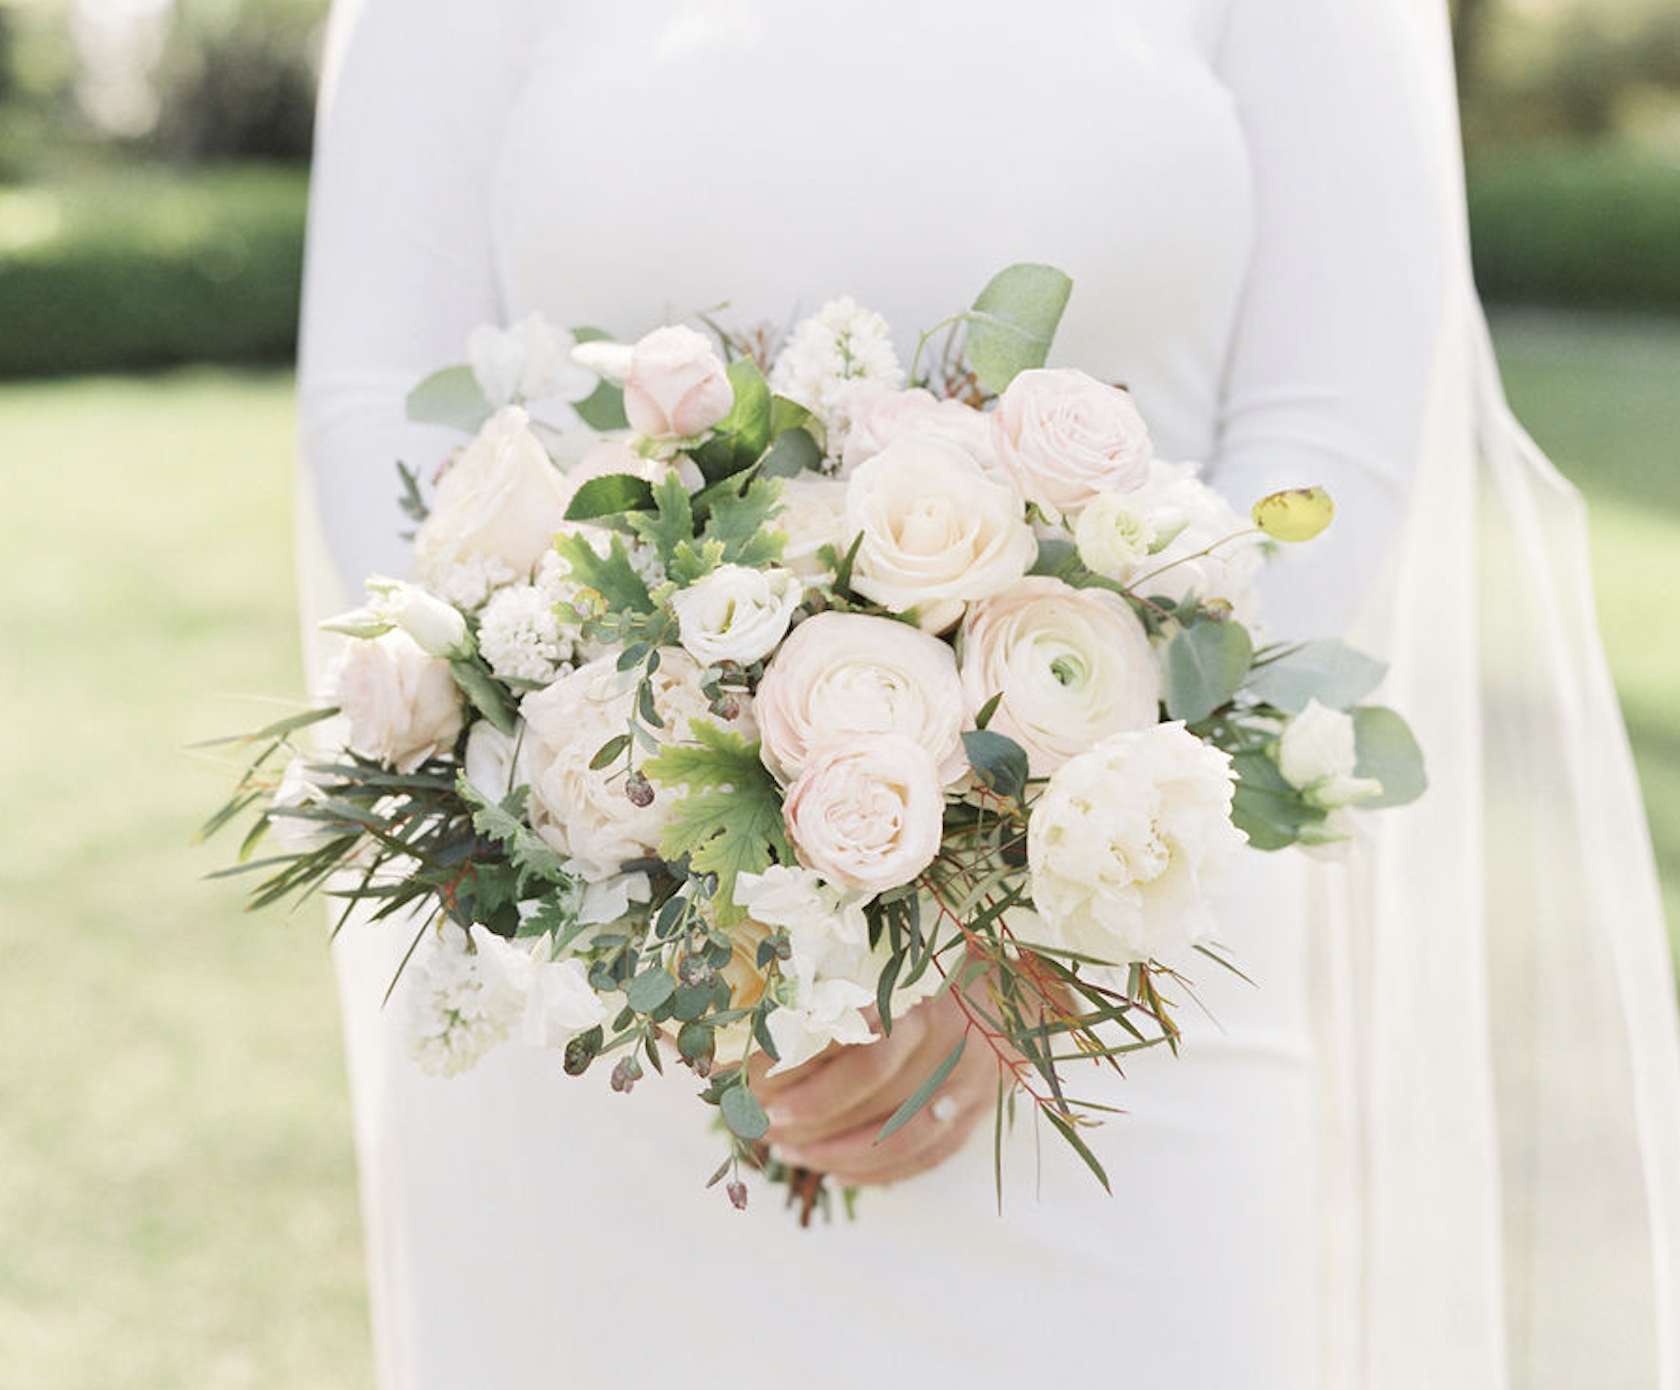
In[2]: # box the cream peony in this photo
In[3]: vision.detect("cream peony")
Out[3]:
[518,651,754,882]
[960,577,1161,777]
[781,733,945,894]
[671,564,802,667]
[992,368,1153,522]
[1026,722,1244,967]
[755,611,968,786]
[844,435,1037,633]
[622,325,734,440]
[330,630,464,773]
[414,406,572,607]
[773,474,850,581]
[839,384,999,480]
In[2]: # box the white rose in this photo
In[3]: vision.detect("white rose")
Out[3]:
[1125,461,1265,626]
[519,651,755,881]
[839,385,999,480]
[468,312,595,408]
[844,435,1037,634]
[960,577,1161,778]
[1073,492,1158,579]
[671,564,802,667]
[1276,699,1382,808]
[622,325,734,440]
[329,630,464,773]
[1027,722,1244,968]
[415,407,571,603]
[755,611,968,786]
[781,733,945,894]
[774,474,850,581]
[992,368,1153,522]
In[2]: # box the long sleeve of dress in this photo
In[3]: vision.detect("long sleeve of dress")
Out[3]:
[1209,0,1449,638]
[297,0,536,593]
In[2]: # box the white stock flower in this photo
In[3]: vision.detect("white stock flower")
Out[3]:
[1026,722,1244,968]
[992,368,1154,522]
[519,652,756,881]
[329,630,464,773]
[960,577,1161,777]
[406,922,527,1077]
[671,564,801,667]
[774,474,850,581]
[844,435,1037,633]
[1073,492,1158,579]
[1125,461,1265,625]
[1276,699,1382,808]
[781,732,945,894]
[769,296,904,446]
[468,313,596,409]
[839,385,999,480]
[415,407,571,609]
[755,611,968,785]
[478,584,573,685]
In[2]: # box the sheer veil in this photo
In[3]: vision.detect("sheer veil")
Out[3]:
[1316,4,1680,1385]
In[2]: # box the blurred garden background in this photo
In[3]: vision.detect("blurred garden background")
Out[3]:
[1,0,1678,1385]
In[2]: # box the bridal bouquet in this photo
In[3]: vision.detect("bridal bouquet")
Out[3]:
[204,264,1422,1217]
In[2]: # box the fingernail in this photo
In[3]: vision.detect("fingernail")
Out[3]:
[764,1104,793,1128]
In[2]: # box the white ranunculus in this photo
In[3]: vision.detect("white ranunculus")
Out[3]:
[992,368,1154,522]
[781,732,945,894]
[519,651,755,881]
[329,630,465,773]
[754,610,968,786]
[1073,492,1158,580]
[468,313,596,409]
[839,384,1000,480]
[774,474,850,581]
[671,564,802,667]
[415,407,572,607]
[844,435,1037,634]
[1124,461,1266,626]
[960,577,1161,778]
[1027,722,1244,968]
[1276,699,1383,808]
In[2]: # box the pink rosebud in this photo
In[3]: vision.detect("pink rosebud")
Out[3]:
[622,325,734,440]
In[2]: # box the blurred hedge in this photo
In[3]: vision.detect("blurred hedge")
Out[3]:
[1467,147,1680,313]
[0,163,305,378]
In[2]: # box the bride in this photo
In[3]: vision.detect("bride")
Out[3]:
[295,1,1680,1386]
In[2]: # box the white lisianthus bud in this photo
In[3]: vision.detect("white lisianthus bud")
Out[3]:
[364,576,473,659]
[1276,699,1383,808]
[671,564,802,667]
[1073,491,1157,579]
[570,338,636,385]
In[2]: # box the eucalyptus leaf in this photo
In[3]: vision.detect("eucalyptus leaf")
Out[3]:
[627,967,676,1015]
[760,427,824,479]
[565,472,656,522]
[962,729,1030,801]
[1164,620,1254,724]
[964,263,1073,395]
[1248,639,1386,714]
[406,365,492,433]
[1230,751,1320,852]
[720,1083,770,1142]
[1352,705,1428,808]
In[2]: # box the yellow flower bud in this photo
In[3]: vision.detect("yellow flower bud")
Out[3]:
[1251,486,1334,542]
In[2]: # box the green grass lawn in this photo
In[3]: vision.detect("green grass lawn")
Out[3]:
[0,316,1675,1387]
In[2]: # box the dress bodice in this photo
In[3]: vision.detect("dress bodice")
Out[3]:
[493,1,1249,466]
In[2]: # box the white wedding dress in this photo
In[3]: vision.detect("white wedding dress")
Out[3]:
[297,3,1680,1388]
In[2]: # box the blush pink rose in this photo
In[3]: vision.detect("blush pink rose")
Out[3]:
[991,368,1153,522]
[782,733,945,894]
[331,630,465,773]
[622,325,734,440]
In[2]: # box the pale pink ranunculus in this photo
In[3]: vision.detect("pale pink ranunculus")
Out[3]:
[414,406,572,599]
[755,611,968,786]
[839,384,999,480]
[781,733,945,894]
[773,474,850,581]
[844,435,1037,634]
[991,368,1153,522]
[330,630,465,773]
[960,577,1160,778]
[622,325,734,440]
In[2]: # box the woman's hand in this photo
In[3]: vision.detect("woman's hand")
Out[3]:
[747,986,1004,1187]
